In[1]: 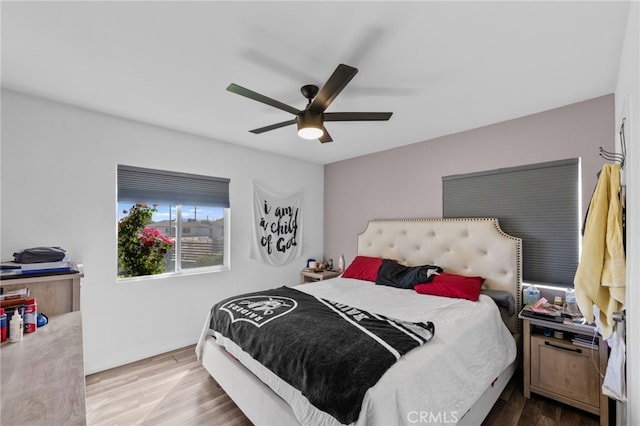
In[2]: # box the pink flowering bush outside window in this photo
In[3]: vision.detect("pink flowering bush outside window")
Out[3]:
[118,203,174,277]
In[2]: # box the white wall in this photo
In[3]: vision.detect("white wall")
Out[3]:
[614,2,639,424]
[0,89,324,374]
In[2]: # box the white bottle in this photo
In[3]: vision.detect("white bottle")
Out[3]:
[338,254,345,272]
[9,308,23,342]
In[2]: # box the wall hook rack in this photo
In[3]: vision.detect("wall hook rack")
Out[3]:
[599,117,627,168]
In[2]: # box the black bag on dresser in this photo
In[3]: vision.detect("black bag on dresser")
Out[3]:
[13,247,67,263]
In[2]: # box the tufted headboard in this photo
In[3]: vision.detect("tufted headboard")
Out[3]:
[357,218,522,334]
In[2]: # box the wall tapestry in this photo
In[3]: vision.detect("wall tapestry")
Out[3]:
[251,182,303,266]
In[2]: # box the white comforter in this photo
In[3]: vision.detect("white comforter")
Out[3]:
[197,277,517,426]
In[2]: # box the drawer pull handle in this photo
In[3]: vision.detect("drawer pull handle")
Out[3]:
[544,341,582,353]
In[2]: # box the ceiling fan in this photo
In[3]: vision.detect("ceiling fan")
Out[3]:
[227,64,393,143]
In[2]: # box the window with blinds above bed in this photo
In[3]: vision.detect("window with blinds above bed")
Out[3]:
[442,158,580,287]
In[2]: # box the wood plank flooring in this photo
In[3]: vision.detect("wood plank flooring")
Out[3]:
[85,345,252,426]
[86,345,602,426]
[482,369,601,426]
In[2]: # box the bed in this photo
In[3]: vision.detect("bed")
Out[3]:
[196,218,522,425]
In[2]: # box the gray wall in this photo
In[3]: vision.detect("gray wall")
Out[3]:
[1,89,325,374]
[324,95,614,269]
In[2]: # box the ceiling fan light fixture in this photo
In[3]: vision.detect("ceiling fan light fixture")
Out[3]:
[296,111,324,140]
[298,126,324,140]
[227,64,392,142]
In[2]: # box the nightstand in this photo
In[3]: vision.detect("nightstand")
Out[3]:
[300,269,341,283]
[519,310,609,425]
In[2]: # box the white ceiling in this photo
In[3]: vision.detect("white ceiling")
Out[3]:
[1,1,630,165]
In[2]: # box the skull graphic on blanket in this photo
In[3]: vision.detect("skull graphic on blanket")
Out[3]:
[219,296,298,327]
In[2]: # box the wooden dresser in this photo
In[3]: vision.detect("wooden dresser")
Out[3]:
[300,269,341,283]
[1,271,86,425]
[1,270,82,315]
[520,312,609,425]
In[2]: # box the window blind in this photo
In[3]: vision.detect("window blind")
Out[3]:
[442,158,579,286]
[118,165,230,208]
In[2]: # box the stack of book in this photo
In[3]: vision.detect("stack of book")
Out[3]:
[572,334,598,349]
[1,258,74,277]
[0,287,30,308]
[520,303,564,323]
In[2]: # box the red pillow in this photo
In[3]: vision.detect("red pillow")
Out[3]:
[414,273,484,301]
[342,256,384,282]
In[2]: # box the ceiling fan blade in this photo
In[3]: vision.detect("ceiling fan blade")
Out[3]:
[319,128,333,143]
[324,112,393,121]
[249,119,297,134]
[227,83,301,115]
[309,64,358,113]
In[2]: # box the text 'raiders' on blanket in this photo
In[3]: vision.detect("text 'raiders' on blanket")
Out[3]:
[208,286,435,424]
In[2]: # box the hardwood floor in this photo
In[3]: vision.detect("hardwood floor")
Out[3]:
[482,370,601,426]
[85,345,252,426]
[86,345,602,426]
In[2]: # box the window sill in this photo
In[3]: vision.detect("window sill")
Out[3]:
[117,265,229,283]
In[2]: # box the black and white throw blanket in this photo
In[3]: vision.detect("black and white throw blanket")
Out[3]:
[209,286,435,424]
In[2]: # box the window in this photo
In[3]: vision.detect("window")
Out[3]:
[117,165,230,278]
[442,158,580,287]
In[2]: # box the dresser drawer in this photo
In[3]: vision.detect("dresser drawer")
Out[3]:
[530,334,601,409]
